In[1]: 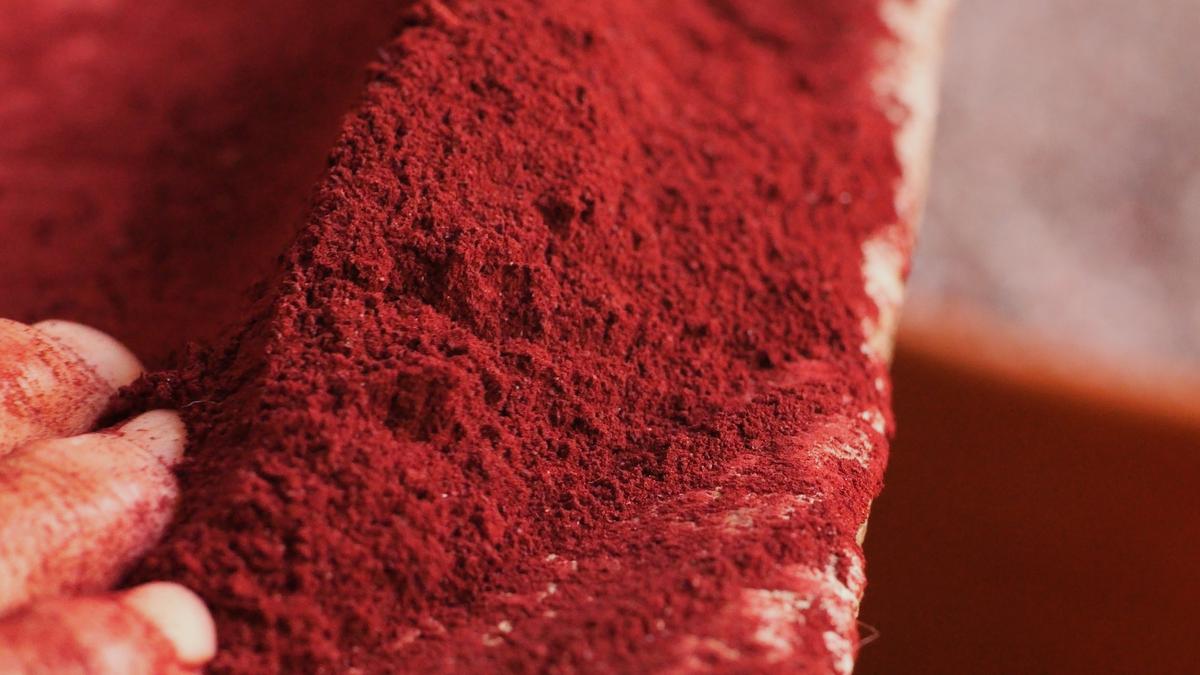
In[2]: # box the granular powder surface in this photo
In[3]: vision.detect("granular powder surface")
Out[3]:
[9,0,911,672]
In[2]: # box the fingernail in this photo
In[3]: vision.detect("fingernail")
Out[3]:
[122,582,217,667]
[33,320,143,391]
[117,410,187,466]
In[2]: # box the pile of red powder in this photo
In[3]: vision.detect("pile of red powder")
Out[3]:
[5,0,902,671]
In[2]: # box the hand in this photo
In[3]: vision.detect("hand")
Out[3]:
[0,319,215,673]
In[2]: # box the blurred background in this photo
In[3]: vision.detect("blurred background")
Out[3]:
[859,0,1200,672]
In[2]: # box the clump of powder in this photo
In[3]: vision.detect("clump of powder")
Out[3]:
[130,0,901,671]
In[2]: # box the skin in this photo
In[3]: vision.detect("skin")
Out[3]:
[0,318,215,673]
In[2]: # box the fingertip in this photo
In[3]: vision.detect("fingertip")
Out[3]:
[116,410,187,466]
[122,582,217,668]
[34,320,143,391]
[0,415,185,613]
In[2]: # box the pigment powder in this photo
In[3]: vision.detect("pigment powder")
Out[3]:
[10,0,908,672]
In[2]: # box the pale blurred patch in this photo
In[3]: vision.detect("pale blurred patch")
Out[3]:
[908,0,1200,374]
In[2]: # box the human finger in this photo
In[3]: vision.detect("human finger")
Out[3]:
[0,319,142,455]
[0,582,216,674]
[0,410,184,613]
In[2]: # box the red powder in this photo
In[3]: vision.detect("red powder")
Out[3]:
[128,0,902,670]
[10,0,903,672]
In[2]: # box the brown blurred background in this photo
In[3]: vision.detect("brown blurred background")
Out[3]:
[858,0,1200,672]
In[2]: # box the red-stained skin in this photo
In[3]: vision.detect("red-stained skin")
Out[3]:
[0,595,181,674]
[0,322,110,452]
[5,0,901,672]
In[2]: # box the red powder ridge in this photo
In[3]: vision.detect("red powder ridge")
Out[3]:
[9,0,904,672]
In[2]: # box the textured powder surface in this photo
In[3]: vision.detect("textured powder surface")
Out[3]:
[3,0,908,672]
[126,1,903,672]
